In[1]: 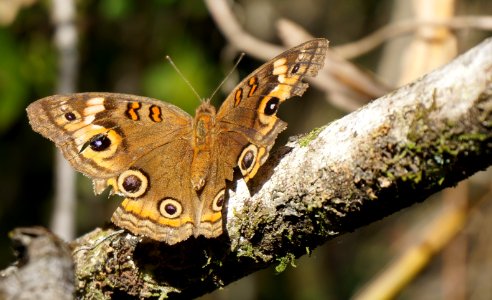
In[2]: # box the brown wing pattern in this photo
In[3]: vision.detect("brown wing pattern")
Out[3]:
[26,39,329,244]
[194,39,328,236]
[28,92,200,244]
[215,38,329,181]
[27,92,192,179]
[110,136,198,245]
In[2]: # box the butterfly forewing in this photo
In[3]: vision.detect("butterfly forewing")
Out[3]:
[214,38,329,181]
[27,92,193,178]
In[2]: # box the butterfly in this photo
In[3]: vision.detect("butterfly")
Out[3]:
[27,38,329,244]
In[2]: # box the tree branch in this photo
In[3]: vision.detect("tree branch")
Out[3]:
[333,16,492,60]
[51,0,79,241]
[55,38,492,298]
[204,0,283,60]
[0,227,74,299]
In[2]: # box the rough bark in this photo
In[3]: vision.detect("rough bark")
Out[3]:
[5,38,492,299]
[0,227,74,300]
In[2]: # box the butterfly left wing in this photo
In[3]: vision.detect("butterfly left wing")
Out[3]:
[109,135,199,245]
[214,38,329,182]
[195,39,329,236]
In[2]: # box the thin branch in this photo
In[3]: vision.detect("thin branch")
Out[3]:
[51,0,79,241]
[207,0,391,112]
[353,183,468,300]
[0,227,74,299]
[204,0,283,60]
[71,38,492,299]
[333,16,492,59]
[354,182,491,300]
[277,18,391,111]
[396,0,458,85]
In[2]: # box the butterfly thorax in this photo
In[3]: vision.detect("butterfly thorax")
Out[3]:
[190,101,216,191]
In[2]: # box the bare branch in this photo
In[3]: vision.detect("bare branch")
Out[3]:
[277,18,391,111]
[0,227,74,300]
[207,0,392,112]
[334,16,492,59]
[70,38,492,299]
[51,0,79,241]
[204,0,282,60]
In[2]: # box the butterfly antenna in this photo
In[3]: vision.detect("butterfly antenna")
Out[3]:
[166,55,202,102]
[209,52,245,102]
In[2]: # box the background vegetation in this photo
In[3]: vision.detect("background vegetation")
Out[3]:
[0,0,491,299]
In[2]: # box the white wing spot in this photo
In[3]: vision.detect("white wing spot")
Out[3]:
[84,114,96,125]
[273,58,288,76]
[87,97,105,105]
[84,105,105,115]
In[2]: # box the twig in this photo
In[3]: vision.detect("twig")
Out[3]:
[205,0,283,60]
[277,18,391,111]
[51,0,79,241]
[333,16,492,59]
[206,0,391,112]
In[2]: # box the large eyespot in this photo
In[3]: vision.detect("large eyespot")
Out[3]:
[78,128,122,162]
[212,190,225,212]
[238,144,258,175]
[159,198,182,219]
[117,169,149,198]
[263,97,280,116]
[89,133,111,151]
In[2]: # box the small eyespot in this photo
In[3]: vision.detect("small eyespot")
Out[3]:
[64,112,76,121]
[159,198,182,219]
[117,169,149,198]
[212,190,225,212]
[89,133,111,151]
[263,97,280,116]
[292,63,300,74]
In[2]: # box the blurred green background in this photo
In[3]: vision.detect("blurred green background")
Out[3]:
[1,0,491,299]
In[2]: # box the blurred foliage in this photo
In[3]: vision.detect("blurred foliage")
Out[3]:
[0,0,491,299]
[0,29,26,133]
[142,39,219,112]
[0,21,56,133]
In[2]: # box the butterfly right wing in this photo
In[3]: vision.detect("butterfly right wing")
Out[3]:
[28,93,201,244]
